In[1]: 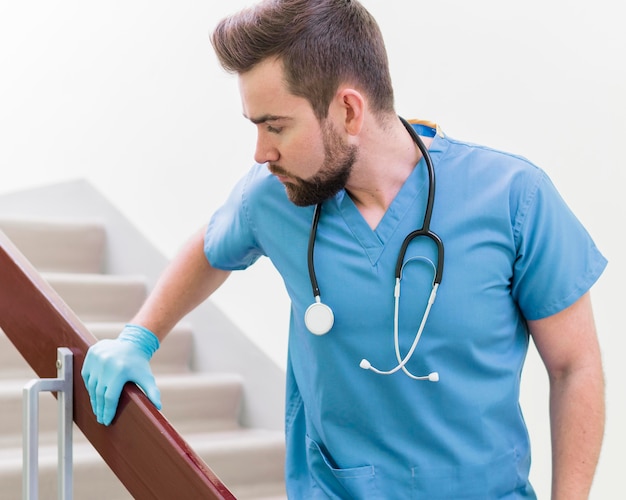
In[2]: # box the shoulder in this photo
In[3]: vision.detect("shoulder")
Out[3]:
[240,163,282,199]
[439,134,540,178]
[434,133,547,208]
[235,163,314,228]
[238,163,289,204]
[229,163,292,214]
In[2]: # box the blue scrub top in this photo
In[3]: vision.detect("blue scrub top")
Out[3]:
[205,123,607,499]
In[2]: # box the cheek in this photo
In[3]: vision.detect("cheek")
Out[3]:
[285,132,325,171]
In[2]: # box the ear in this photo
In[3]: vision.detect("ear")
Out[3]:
[331,87,365,136]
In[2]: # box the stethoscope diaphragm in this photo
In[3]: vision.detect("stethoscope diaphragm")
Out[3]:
[304,299,334,335]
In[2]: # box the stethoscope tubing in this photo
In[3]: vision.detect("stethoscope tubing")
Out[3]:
[309,117,444,298]
[306,117,445,382]
[308,202,323,300]
[396,117,444,284]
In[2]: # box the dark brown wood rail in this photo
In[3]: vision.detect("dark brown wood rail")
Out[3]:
[0,230,236,499]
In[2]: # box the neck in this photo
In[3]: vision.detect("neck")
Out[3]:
[346,116,431,229]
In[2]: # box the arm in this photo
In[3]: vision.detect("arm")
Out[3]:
[132,224,230,340]
[82,225,230,425]
[528,292,604,500]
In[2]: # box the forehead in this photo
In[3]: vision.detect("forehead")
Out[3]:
[238,58,312,121]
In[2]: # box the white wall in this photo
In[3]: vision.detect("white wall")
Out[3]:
[1,1,623,497]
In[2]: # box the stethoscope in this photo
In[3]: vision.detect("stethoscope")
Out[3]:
[304,117,444,381]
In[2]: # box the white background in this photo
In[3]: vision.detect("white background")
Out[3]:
[1,1,623,497]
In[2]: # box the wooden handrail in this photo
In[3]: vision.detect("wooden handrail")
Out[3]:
[0,230,236,499]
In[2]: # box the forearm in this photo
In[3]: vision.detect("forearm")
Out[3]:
[549,361,605,500]
[132,225,230,340]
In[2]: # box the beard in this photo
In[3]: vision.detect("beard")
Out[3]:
[271,121,358,207]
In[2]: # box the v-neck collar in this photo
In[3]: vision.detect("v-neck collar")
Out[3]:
[329,128,446,266]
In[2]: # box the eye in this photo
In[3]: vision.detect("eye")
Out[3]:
[266,124,283,134]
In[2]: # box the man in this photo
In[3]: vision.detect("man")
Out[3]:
[82,1,607,498]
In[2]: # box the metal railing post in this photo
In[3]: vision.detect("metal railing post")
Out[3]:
[23,347,73,500]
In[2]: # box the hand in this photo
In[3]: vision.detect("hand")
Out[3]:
[81,324,162,425]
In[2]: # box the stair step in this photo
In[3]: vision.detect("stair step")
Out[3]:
[0,379,61,441]
[189,429,286,491]
[0,429,285,500]
[0,373,245,440]
[42,273,147,322]
[0,214,287,497]
[0,218,106,274]
[160,373,244,431]
[0,439,132,499]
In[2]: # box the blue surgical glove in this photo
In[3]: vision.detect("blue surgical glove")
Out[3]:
[81,323,162,426]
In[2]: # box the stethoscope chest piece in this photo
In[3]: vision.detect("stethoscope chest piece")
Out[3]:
[304,300,334,335]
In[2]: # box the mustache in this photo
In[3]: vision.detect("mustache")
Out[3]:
[268,164,296,180]
[268,164,286,175]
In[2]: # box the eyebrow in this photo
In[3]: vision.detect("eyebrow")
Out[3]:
[245,113,291,125]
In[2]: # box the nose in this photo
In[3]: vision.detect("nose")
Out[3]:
[254,133,279,165]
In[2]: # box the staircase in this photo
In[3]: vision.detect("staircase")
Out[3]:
[0,218,286,499]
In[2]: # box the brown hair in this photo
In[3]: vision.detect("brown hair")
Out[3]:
[211,0,395,120]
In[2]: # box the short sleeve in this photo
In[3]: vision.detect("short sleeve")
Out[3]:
[204,172,263,270]
[511,170,607,320]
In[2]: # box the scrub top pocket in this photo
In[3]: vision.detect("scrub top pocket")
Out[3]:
[305,435,383,499]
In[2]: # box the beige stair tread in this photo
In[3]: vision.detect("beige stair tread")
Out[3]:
[0,429,285,497]
[159,372,244,428]
[0,218,106,274]
[0,428,282,466]
[6,427,285,466]
[42,272,147,322]
[0,372,246,439]
[186,429,286,489]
